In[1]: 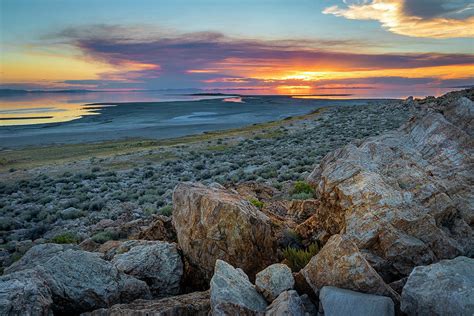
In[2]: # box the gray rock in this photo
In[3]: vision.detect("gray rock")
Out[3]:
[256,263,294,302]
[40,249,151,314]
[210,259,267,315]
[300,294,317,315]
[265,290,306,316]
[4,243,77,274]
[0,269,53,316]
[401,256,474,316]
[319,286,394,316]
[112,241,183,297]
[83,290,210,316]
[3,244,151,314]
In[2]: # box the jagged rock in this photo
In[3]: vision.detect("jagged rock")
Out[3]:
[319,286,394,316]
[306,96,474,281]
[3,244,151,314]
[401,256,474,316]
[83,290,210,316]
[286,199,319,221]
[265,290,305,316]
[112,241,183,297]
[133,215,176,242]
[98,240,145,260]
[210,260,267,315]
[79,238,101,252]
[0,269,53,316]
[4,243,77,274]
[255,263,294,302]
[299,294,317,315]
[172,182,278,284]
[301,234,399,303]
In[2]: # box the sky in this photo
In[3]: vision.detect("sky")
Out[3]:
[0,0,473,96]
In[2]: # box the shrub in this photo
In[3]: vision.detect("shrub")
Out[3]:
[292,181,314,195]
[283,243,319,272]
[51,232,79,244]
[159,205,173,216]
[249,198,264,210]
[290,192,314,200]
[91,231,119,244]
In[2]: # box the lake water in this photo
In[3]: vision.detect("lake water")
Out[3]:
[0,90,390,148]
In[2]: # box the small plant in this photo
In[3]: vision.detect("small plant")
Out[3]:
[51,232,79,244]
[283,243,319,272]
[91,231,118,244]
[292,181,314,195]
[249,198,264,210]
[159,205,173,216]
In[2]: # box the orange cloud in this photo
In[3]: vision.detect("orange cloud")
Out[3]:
[323,0,474,38]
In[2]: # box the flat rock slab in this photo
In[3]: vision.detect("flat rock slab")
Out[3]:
[319,286,394,316]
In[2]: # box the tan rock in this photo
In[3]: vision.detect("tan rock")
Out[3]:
[172,182,278,285]
[301,234,400,303]
[305,94,474,281]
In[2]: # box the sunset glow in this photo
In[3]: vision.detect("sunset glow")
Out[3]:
[1,0,473,96]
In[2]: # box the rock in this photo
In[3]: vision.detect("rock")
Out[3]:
[133,215,176,242]
[401,256,474,316]
[306,96,474,281]
[299,294,317,315]
[319,286,395,316]
[4,243,77,274]
[172,182,278,285]
[210,260,267,315]
[3,244,151,314]
[265,290,305,316]
[79,238,100,252]
[255,263,294,302]
[0,269,53,316]
[301,234,399,303]
[112,241,183,297]
[83,290,210,316]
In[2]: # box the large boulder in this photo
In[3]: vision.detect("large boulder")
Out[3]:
[319,286,394,316]
[301,234,399,302]
[4,243,77,274]
[401,256,474,315]
[0,269,53,316]
[255,263,294,302]
[2,244,151,314]
[265,290,306,316]
[112,241,183,297]
[84,291,210,316]
[172,182,278,284]
[210,260,267,315]
[306,95,474,282]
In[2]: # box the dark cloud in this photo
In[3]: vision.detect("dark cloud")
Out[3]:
[402,0,473,19]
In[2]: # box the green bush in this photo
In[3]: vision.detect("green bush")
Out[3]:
[91,231,118,244]
[292,181,314,195]
[159,205,173,216]
[283,243,319,272]
[51,232,79,244]
[249,198,264,210]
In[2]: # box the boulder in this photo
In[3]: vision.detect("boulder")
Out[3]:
[255,263,294,302]
[83,290,210,316]
[210,260,267,315]
[319,286,394,316]
[306,95,473,281]
[401,256,474,316]
[4,243,77,274]
[301,234,399,303]
[265,290,305,316]
[0,269,53,316]
[112,241,183,297]
[3,244,151,314]
[172,182,278,284]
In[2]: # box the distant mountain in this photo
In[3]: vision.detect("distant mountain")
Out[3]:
[0,89,96,95]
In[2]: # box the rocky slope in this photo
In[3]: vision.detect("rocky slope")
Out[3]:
[0,89,472,315]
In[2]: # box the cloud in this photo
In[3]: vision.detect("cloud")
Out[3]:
[323,0,474,38]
